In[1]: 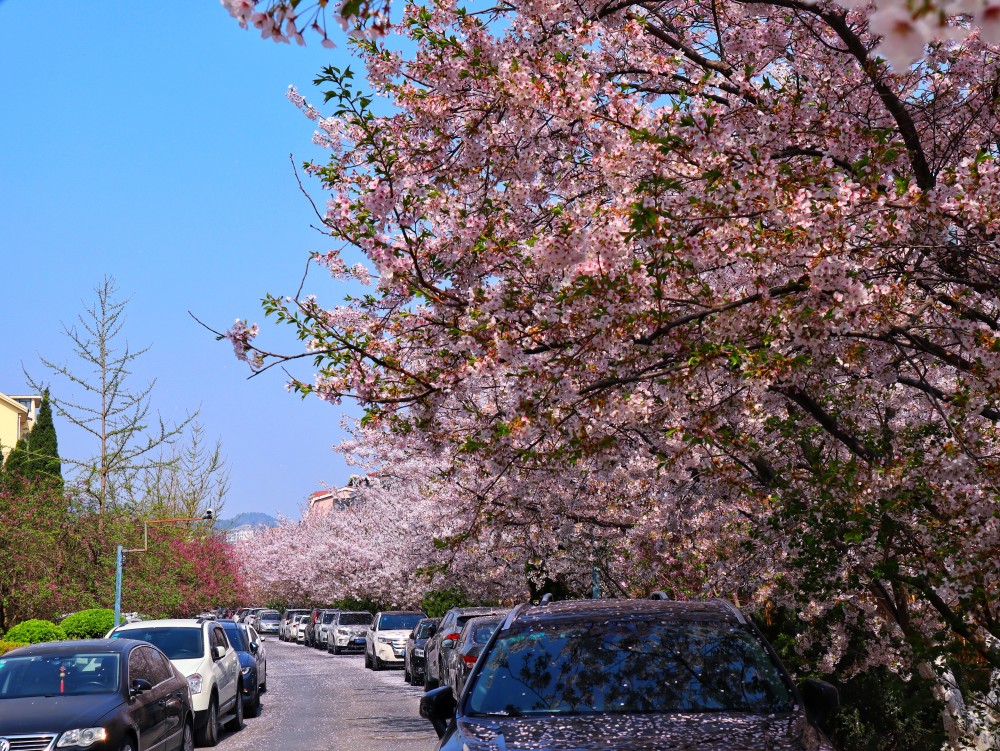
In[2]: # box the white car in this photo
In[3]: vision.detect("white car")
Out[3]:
[109,617,244,746]
[365,611,424,670]
[294,614,310,644]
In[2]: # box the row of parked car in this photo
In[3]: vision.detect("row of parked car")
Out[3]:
[0,614,268,750]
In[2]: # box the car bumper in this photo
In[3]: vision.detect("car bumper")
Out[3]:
[334,634,368,649]
[374,642,405,662]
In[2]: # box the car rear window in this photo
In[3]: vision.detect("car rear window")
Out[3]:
[339,613,372,626]
[467,620,793,716]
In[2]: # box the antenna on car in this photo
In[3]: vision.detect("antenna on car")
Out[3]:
[650,590,670,600]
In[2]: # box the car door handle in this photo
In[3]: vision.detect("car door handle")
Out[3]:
[158,699,168,707]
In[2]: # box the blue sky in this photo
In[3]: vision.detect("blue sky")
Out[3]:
[0,1,365,518]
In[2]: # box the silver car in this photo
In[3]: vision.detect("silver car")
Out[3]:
[326,611,374,654]
[255,609,282,635]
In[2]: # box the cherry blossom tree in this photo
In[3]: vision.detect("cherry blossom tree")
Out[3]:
[228,0,999,744]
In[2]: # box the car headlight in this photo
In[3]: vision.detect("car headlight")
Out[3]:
[187,673,204,694]
[241,666,252,675]
[414,648,424,657]
[337,628,349,635]
[377,636,391,644]
[57,728,108,748]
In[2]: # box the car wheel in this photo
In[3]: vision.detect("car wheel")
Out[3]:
[181,721,194,751]
[246,688,261,718]
[424,672,439,690]
[225,688,245,732]
[259,668,267,693]
[364,650,372,669]
[333,644,341,655]
[404,665,411,683]
[372,653,384,671]
[120,738,136,751]
[196,697,219,747]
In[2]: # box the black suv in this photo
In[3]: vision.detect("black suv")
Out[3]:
[420,596,840,751]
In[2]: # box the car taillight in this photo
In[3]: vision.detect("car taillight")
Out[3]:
[462,654,478,667]
[445,632,461,641]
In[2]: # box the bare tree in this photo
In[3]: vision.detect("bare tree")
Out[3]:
[25,276,194,514]
[140,419,231,521]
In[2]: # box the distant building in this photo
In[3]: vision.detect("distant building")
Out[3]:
[306,475,370,517]
[225,526,258,544]
[0,392,41,461]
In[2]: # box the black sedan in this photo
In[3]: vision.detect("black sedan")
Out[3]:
[421,598,840,751]
[403,618,439,686]
[0,638,194,751]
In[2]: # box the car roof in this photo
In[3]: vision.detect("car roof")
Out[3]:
[505,598,747,629]
[5,638,144,657]
[113,618,207,630]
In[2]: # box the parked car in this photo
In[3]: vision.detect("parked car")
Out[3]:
[218,619,268,718]
[279,609,309,641]
[365,611,424,670]
[313,609,339,649]
[255,609,282,635]
[326,611,374,654]
[0,638,195,751]
[420,596,841,751]
[109,617,245,746]
[404,617,440,686]
[423,606,508,690]
[293,614,310,644]
[445,614,504,696]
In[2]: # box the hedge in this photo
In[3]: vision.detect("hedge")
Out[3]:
[4,619,67,644]
[0,640,29,656]
[60,609,117,639]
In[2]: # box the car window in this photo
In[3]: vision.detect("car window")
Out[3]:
[322,612,337,623]
[247,626,260,643]
[0,653,121,697]
[338,612,372,626]
[224,626,248,651]
[213,627,230,651]
[128,647,157,685]
[111,627,203,660]
[467,620,794,716]
[377,614,423,631]
[144,648,174,685]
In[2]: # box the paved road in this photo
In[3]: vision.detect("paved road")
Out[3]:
[215,638,438,751]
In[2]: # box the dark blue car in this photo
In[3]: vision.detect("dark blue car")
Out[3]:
[217,620,268,718]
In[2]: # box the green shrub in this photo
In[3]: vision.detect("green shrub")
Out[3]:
[60,609,117,639]
[0,640,29,656]
[4,619,67,644]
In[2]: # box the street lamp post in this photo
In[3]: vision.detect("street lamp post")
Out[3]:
[113,511,213,626]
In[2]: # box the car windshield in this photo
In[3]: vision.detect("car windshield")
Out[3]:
[467,620,794,716]
[322,612,337,623]
[378,614,422,630]
[111,627,204,660]
[224,627,248,651]
[339,613,372,626]
[260,612,280,621]
[0,654,121,698]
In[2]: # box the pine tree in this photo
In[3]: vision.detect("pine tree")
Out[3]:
[2,391,63,490]
[28,390,63,490]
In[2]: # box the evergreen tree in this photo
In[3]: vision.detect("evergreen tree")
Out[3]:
[2,391,63,490]
[29,390,62,490]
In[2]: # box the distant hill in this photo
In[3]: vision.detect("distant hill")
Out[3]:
[215,512,280,531]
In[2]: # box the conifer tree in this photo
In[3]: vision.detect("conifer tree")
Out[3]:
[1,391,62,490]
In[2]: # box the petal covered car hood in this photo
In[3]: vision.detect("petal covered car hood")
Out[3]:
[0,694,124,736]
[450,712,837,751]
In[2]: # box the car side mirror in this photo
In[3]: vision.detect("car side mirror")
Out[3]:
[419,686,457,738]
[249,642,259,654]
[213,645,227,660]
[798,678,839,726]
[441,638,456,649]
[130,678,153,697]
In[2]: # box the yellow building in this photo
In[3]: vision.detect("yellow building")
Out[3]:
[0,392,41,461]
